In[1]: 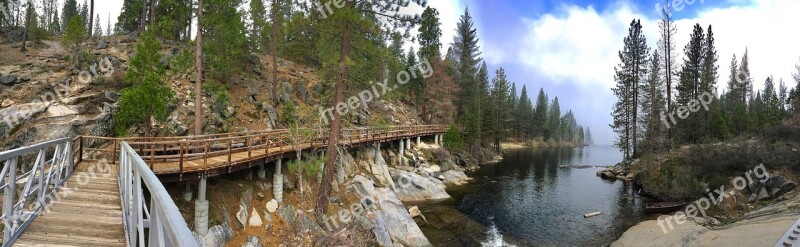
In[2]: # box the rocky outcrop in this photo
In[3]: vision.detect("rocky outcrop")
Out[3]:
[748,174,796,202]
[388,168,450,202]
[597,165,634,181]
[347,175,432,247]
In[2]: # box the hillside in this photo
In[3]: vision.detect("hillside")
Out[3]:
[0,34,427,149]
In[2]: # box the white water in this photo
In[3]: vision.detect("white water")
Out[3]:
[481,221,516,247]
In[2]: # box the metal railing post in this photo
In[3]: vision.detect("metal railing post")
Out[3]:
[2,158,18,245]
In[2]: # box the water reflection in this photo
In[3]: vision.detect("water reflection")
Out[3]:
[419,146,645,246]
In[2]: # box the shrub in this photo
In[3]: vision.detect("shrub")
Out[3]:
[443,124,464,151]
[202,82,230,115]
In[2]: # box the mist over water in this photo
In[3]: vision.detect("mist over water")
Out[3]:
[420,146,646,246]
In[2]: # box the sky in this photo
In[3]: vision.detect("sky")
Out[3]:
[419,0,800,145]
[52,0,800,145]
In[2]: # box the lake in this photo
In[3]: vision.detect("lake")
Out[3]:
[418,146,646,246]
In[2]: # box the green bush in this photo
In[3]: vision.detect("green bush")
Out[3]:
[443,124,464,151]
[169,49,195,75]
[287,155,326,179]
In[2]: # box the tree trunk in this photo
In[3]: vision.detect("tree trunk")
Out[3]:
[194,0,203,136]
[149,0,155,26]
[140,0,147,32]
[88,0,94,36]
[271,0,279,106]
[186,0,191,41]
[20,1,28,52]
[316,0,353,217]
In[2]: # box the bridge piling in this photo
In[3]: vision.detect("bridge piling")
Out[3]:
[406,139,411,150]
[399,139,405,166]
[195,173,209,235]
[183,181,193,202]
[273,159,283,202]
[257,164,266,179]
[417,136,421,146]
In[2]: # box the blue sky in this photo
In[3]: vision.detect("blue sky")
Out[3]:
[419,0,800,145]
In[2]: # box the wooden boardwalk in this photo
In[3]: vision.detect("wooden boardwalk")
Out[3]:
[78,125,448,181]
[14,162,126,247]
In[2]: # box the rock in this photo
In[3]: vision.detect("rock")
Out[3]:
[266,199,278,213]
[276,205,296,223]
[429,165,441,172]
[295,81,309,101]
[96,40,109,49]
[224,106,236,118]
[295,213,324,236]
[242,236,262,247]
[765,175,796,199]
[261,103,278,128]
[346,175,432,246]
[17,76,29,83]
[1,99,15,108]
[389,168,450,202]
[248,208,263,227]
[256,192,264,199]
[408,206,421,217]
[194,224,234,247]
[236,188,254,227]
[0,75,17,85]
[104,91,119,102]
[253,66,262,75]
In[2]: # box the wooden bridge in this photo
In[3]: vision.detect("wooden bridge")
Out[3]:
[0,125,448,246]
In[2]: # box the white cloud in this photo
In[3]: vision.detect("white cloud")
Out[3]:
[513,0,800,92]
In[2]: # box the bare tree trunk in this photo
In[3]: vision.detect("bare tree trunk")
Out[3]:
[316,0,353,217]
[149,0,155,26]
[271,0,279,106]
[194,0,203,136]
[20,1,28,52]
[186,0,191,41]
[88,0,93,36]
[140,0,147,32]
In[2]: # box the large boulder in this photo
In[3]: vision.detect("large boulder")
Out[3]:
[748,174,796,201]
[0,74,18,85]
[346,175,433,247]
[236,187,254,227]
[440,170,470,186]
[242,236,262,247]
[356,146,395,189]
[388,168,450,202]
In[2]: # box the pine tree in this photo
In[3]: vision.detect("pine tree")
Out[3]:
[452,7,483,144]
[106,13,110,35]
[79,0,87,28]
[699,25,718,139]
[490,67,511,150]
[315,0,424,217]
[477,61,491,142]
[153,0,191,40]
[115,29,175,136]
[62,0,78,32]
[93,14,102,37]
[640,50,666,153]
[739,49,754,106]
[515,85,533,141]
[203,0,247,81]
[547,97,561,141]
[676,24,704,143]
[116,0,143,34]
[49,9,60,33]
[418,6,442,122]
[248,0,268,52]
[532,88,548,138]
[586,128,594,145]
[611,19,649,159]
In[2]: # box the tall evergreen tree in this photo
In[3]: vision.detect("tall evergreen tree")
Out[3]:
[676,24,704,143]
[515,85,533,141]
[699,25,718,139]
[62,0,78,31]
[452,7,483,143]
[93,14,102,36]
[248,0,268,52]
[611,19,649,159]
[315,0,424,217]
[203,0,248,81]
[115,0,142,34]
[490,67,511,150]
[418,6,442,122]
[547,97,561,141]
[640,50,666,152]
[532,88,548,138]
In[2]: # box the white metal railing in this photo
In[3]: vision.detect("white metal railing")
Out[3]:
[0,137,75,247]
[774,217,800,247]
[118,142,198,247]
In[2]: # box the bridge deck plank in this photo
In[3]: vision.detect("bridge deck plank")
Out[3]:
[14,162,126,247]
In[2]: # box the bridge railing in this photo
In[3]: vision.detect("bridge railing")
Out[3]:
[0,137,75,246]
[118,142,197,247]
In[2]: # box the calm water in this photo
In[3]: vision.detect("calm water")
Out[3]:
[418,146,645,246]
